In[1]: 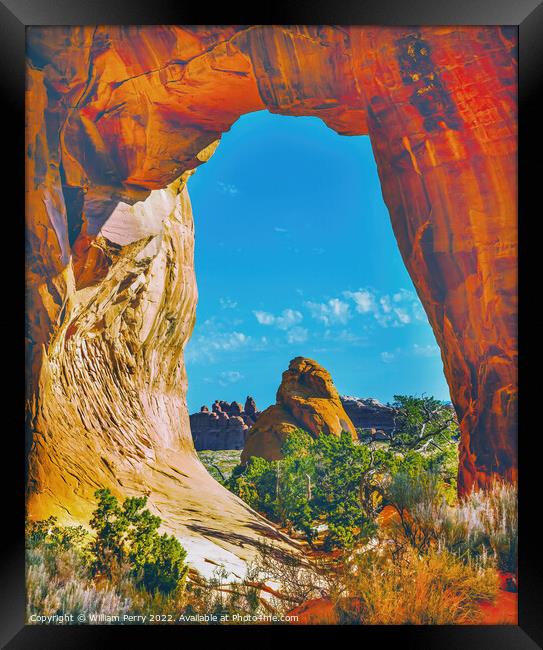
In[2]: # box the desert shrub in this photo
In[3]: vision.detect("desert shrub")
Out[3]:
[227,394,460,551]
[249,542,327,613]
[335,545,498,624]
[387,395,459,451]
[186,565,266,622]
[90,489,189,595]
[377,395,460,502]
[229,430,377,549]
[384,470,517,572]
[308,432,378,549]
[27,543,267,624]
[197,450,242,484]
[26,517,92,555]
[438,480,518,572]
[385,468,449,553]
[229,456,280,519]
[26,545,133,622]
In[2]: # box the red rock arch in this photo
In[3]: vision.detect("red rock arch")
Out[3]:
[26,25,517,554]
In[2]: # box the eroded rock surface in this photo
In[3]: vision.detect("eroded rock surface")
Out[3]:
[241,358,357,463]
[26,171,300,577]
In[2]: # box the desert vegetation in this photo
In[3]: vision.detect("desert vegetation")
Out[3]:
[26,491,268,624]
[26,395,516,625]
[227,396,459,549]
[197,449,241,483]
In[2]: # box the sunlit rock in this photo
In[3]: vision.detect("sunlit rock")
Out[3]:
[241,357,357,463]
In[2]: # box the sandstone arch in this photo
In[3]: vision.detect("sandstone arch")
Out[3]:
[25,25,517,571]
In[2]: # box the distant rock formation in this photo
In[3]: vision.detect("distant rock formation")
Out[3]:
[241,357,357,463]
[190,398,261,450]
[340,396,398,439]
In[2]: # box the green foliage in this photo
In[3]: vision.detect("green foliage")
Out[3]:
[388,394,459,452]
[377,395,460,503]
[90,489,188,595]
[26,516,91,554]
[226,395,461,551]
[229,430,377,549]
[26,543,270,625]
[307,431,377,549]
[140,533,190,594]
[197,449,242,484]
[27,492,189,598]
[386,469,449,553]
[229,456,279,518]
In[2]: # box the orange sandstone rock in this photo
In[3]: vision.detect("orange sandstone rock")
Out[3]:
[241,357,357,463]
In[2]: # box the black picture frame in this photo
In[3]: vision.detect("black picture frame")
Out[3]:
[3,0,540,647]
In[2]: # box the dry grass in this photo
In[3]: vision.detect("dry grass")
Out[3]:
[442,480,518,572]
[26,546,269,624]
[26,480,516,625]
[335,546,499,624]
[385,477,517,572]
[26,548,133,621]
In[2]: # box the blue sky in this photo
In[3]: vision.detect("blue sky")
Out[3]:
[184,110,451,412]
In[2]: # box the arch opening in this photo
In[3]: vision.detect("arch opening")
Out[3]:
[185,110,452,417]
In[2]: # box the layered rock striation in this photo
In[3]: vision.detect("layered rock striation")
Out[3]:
[190,397,261,450]
[241,357,357,463]
[26,24,517,576]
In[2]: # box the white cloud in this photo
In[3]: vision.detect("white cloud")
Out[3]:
[277,309,303,330]
[253,308,303,330]
[218,370,243,385]
[323,329,366,344]
[274,227,288,233]
[344,290,375,314]
[304,298,351,326]
[286,327,308,344]
[203,370,244,387]
[379,295,392,314]
[344,287,426,328]
[380,351,396,364]
[412,343,440,357]
[210,331,248,351]
[253,311,275,325]
[393,308,411,325]
[186,331,250,363]
[380,343,441,365]
[185,318,267,364]
[217,181,238,196]
[219,297,238,310]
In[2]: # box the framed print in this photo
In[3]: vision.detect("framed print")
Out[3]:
[1,0,541,647]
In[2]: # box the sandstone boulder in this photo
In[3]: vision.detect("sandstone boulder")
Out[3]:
[241,357,357,463]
